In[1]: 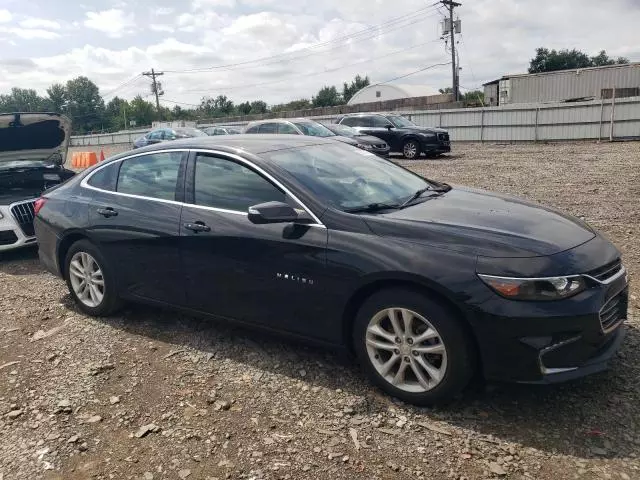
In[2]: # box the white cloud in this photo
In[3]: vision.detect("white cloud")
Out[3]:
[192,0,236,8]
[84,9,135,38]
[19,18,61,30]
[156,7,175,15]
[0,26,60,39]
[0,9,11,23]
[150,24,174,33]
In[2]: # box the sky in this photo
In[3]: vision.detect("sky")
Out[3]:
[0,0,639,108]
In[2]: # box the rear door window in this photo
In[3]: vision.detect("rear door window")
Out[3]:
[117,152,184,201]
[341,116,371,128]
[258,123,278,134]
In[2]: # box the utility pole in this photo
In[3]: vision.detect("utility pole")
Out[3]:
[441,0,461,101]
[142,68,164,113]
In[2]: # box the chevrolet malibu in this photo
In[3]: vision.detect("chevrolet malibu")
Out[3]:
[34,136,628,405]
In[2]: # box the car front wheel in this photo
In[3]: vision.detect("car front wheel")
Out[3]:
[353,288,475,405]
[402,139,421,159]
[64,239,121,316]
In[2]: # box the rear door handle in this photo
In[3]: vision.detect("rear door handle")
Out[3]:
[183,221,211,233]
[97,207,118,218]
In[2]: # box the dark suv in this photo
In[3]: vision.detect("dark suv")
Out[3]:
[336,113,450,159]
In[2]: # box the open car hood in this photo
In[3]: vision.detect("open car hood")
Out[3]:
[0,113,72,163]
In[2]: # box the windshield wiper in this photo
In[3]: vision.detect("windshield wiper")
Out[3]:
[344,202,401,214]
[399,187,432,208]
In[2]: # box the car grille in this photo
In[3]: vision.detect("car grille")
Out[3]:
[0,230,18,246]
[599,289,628,332]
[437,133,450,142]
[587,258,623,282]
[10,200,36,237]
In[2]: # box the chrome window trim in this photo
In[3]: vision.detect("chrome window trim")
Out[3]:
[79,148,326,228]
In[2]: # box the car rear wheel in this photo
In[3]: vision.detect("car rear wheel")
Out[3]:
[64,239,121,316]
[353,288,474,405]
[402,139,421,159]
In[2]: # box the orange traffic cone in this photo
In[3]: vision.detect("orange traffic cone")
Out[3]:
[99,149,105,162]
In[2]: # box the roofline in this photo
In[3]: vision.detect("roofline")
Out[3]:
[484,61,640,84]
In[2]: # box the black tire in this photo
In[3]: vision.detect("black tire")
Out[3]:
[353,288,475,406]
[402,139,421,159]
[64,239,122,316]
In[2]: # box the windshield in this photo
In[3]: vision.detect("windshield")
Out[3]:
[388,116,417,128]
[325,124,357,137]
[263,143,430,211]
[175,127,208,137]
[292,121,335,138]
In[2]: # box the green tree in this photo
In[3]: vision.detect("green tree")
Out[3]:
[236,101,252,115]
[462,90,484,105]
[129,95,155,127]
[438,87,453,94]
[46,83,67,113]
[270,99,311,113]
[528,48,629,73]
[342,75,370,103]
[105,96,129,130]
[213,95,234,115]
[0,88,47,112]
[249,100,268,114]
[65,76,105,133]
[312,86,342,108]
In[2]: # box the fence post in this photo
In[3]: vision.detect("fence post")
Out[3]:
[534,107,539,142]
[480,109,484,143]
[609,86,616,142]
[438,109,442,128]
[598,98,604,142]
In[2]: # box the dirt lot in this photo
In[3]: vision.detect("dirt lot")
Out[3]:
[1,141,639,480]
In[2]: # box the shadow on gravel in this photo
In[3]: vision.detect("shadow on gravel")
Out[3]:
[0,247,42,275]
[83,299,639,460]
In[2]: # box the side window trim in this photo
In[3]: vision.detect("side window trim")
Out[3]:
[186,149,324,226]
[80,149,190,206]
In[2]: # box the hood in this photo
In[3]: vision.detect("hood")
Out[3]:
[364,186,595,258]
[0,113,71,165]
[331,135,359,146]
[355,134,388,145]
[401,126,447,134]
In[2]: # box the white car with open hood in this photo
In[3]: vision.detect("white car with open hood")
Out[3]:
[0,112,75,252]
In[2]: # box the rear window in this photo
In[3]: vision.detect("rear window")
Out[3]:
[117,152,183,201]
[87,163,118,191]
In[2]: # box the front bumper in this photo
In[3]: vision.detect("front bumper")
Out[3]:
[469,259,628,384]
[0,203,38,252]
[420,140,451,154]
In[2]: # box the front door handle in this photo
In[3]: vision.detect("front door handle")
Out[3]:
[183,221,211,233]
[97,207,118,218]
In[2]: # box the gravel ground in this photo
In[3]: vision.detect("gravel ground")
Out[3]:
[2,141,639,480]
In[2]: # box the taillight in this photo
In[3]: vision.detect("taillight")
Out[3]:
[34,197,48,216]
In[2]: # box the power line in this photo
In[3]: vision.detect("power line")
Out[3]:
[166,12,441,76]
[142,69,164,113]
[180,39,444,95]
[163,5,441,74]
[102,74,143,99]
[441,0,461,101]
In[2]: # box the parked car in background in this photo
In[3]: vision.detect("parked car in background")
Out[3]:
[133,127,207,149]
[35,135,627,405]
[244,118,360,147]
[203,126,242,136]
[0,112,75,252]
[323,123,390,157]
[336,113,450,159]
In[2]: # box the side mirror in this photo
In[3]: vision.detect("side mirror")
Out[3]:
[248,201,298,224]
[386,125,393,130]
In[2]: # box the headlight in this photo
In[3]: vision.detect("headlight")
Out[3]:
[356,143,373,150]
[477,274,586,301]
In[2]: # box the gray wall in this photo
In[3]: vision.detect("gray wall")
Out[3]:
[504,64,640,105]
[69,96,640,146]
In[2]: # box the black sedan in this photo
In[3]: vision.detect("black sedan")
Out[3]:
[34,136,627,405]
[322,123,390,156]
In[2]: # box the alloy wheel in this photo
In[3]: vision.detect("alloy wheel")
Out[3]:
[403,141,418,159]
[365,308,447,393]
[68,252,105,308]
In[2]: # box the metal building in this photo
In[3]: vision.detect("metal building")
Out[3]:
[484,63,640,106]
[347,83,439,105]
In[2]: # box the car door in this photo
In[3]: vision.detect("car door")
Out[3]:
[179,151,329,338]
[361,115,398,148]
[84,150,188,305]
